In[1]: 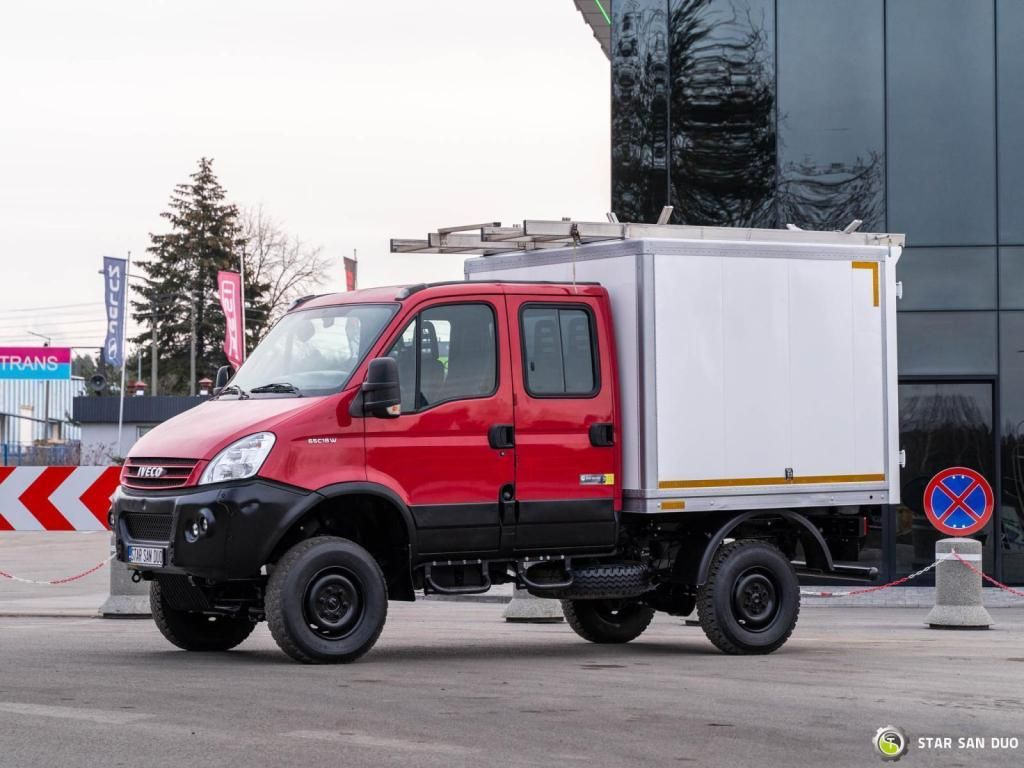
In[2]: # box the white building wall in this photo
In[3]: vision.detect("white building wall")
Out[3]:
[0,377,86,445]
[80,422,155,465]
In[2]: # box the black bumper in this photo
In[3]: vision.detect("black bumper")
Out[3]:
[113,480,319,580]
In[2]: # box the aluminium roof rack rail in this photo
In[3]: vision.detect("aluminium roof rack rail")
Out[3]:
[391,214,905,256]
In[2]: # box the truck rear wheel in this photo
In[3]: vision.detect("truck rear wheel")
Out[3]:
[697,540,799,655]
[150,581,256,652]
[561,598,655,643]
[266,536,388,664]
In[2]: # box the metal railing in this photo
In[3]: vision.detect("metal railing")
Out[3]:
[1,442,81,467]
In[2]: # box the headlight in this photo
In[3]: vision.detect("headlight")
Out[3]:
[199,432,276,485]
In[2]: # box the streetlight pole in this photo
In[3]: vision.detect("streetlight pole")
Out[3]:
[189,292,197,396]
[26,330,51,443]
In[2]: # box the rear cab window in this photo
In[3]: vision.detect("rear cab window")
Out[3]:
[520,304,599,397]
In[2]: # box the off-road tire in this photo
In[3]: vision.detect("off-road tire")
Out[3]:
[150,580,256,652]
[561,598,655,643]
[266,536,388,664]
[697,539,800,655]
[537,562,652,599]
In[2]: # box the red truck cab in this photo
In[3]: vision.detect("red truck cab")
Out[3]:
[115,282,640,662]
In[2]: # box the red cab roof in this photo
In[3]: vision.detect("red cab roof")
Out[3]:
[296,281,606,312]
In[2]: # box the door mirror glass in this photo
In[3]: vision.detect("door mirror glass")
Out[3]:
[214,365,234,394]
[362,357,401,418]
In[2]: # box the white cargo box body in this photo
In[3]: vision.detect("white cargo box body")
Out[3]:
[465,232,902,513]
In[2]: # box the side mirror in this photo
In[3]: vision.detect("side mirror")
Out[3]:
[214,365,234,394]
[361,357,401,418]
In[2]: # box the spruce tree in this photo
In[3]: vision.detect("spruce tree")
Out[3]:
[132,158,270,394]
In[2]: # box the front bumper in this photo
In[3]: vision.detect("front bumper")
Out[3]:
[113,479,318,580]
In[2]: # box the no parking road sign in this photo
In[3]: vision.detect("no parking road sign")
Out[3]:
[923,466,994,537]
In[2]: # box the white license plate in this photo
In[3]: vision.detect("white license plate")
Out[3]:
[127,546,165,567]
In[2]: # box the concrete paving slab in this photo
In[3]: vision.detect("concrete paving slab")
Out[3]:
[0,603,1022,767]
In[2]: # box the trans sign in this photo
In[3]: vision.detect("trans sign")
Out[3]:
[0,347,72,380]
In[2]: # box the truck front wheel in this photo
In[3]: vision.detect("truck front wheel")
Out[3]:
[561,598,655,643]
[266,536,388,664]
[697,540,800,655]
[150,581,256,652]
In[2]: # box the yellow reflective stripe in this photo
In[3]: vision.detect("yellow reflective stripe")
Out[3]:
[659,500,686,510]
[658,473,885,490]
[852,261,880,307]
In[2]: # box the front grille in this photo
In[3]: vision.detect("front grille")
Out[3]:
[122,458,199,490]
[122,511,173,542]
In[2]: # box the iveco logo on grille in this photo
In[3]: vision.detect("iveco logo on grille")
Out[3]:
[137,466,165,478]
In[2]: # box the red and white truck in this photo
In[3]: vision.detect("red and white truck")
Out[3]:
[113,219,903,663]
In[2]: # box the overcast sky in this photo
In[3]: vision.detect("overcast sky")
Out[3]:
[0,0,609,352]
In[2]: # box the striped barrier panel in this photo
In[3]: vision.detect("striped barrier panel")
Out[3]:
[0,467,120,531]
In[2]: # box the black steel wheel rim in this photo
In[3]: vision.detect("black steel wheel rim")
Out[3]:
[303,567,364,640]
[595,599,631,622]
[731,568,779,631]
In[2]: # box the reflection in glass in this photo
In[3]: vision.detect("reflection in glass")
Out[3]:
[612,1,671,224]
[999,313,1024,584]
[776,0,885,231]
[612,1,887,231]
[667,0,776,227]
[886,0,996,246]
[896,382,995,577]
[998,0,1024,244]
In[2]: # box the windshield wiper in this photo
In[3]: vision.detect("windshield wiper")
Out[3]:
[217,384,249,400]
[249,382,303,396]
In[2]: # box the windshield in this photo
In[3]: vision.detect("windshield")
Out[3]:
[228,303,397,397]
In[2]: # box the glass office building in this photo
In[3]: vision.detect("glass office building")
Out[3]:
[599,0,1024,584]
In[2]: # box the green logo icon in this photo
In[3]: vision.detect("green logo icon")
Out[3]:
[874,726,908,762]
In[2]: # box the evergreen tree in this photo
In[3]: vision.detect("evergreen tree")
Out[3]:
[132,158,269,394]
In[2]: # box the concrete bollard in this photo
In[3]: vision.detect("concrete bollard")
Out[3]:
[99,535,151,617]
[502,588,564,623]
[925,537,993,629]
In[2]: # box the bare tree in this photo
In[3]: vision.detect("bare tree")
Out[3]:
[240,204,332,336]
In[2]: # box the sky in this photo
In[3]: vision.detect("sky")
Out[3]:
[0,0,610,353]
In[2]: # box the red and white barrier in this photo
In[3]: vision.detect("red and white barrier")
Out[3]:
[0,467,119,531]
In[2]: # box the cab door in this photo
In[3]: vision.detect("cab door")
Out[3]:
[507,294,619,554]
[364,297,514,558]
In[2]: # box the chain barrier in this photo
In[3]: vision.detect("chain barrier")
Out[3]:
[0,555,114,586]
[802,549,1024,601]
[949,549,1024,600]
[800,558,940,598]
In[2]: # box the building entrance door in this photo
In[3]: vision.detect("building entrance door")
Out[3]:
[894,380,996,581]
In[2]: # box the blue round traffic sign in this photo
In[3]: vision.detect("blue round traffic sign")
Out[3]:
[923,466,994,537]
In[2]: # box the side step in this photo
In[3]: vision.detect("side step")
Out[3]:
[422,560,491,595]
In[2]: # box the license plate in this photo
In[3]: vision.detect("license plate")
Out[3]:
[127,546,165,567]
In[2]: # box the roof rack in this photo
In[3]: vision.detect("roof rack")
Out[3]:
[391,213,905,255]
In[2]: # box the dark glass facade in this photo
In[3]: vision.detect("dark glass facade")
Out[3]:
[611,0,1024,584]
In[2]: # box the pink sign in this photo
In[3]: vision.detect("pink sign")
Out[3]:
[217,271,244,370]
[0,346,72,380]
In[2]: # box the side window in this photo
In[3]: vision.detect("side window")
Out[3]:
[521,305,598,396]
[385,303,497,411]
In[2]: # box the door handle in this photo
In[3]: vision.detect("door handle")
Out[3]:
[488,424,515,449]
[589,422,614,447]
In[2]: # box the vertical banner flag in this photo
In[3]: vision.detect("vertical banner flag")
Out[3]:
[343,256,358,292]
[102,256,127,368]
[217,270,244,370]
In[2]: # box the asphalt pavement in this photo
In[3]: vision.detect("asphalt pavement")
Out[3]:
[1,602,1023,768]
